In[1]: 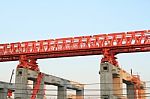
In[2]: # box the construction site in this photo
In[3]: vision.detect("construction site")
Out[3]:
[1,0,150,99]
[0,29,150,99]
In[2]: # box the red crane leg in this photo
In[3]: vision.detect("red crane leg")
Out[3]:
[31,73,44,99]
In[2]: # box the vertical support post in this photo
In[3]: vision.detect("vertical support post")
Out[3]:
[36,75,45,99]
[14,68,30,99]
[0,88,8,99]
[76,90,84,99]
[100,62,115,99]
[113,74,123,98]
[57,86,67,99]
[140,82,146,99]
[127,83,136,99]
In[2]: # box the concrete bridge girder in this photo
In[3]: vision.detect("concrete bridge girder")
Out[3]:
[14,68,84,99]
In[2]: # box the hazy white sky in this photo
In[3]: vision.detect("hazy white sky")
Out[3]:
[0,0,150,98]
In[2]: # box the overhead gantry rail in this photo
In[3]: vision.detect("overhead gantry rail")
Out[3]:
[0,30,150,62]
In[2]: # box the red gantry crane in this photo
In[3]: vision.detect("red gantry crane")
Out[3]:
[0,30,150,99]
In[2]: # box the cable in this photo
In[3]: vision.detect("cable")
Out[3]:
[1,91,150,96]
[4,80,150,85]
[2,91,150,99]
[7,87,150,91]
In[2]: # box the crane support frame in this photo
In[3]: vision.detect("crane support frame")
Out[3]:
[0,30,150,62]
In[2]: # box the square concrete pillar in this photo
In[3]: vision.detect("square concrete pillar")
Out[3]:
[76,90,84,99]
[100,62,114,99]
[57,86,67,99]
[14,68,31,99]
[140,82,146,99]
[113,77,123,98]
[127,83,136,99]
[0,88,8,99]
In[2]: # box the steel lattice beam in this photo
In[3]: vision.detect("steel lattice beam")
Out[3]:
[0,30,150,62]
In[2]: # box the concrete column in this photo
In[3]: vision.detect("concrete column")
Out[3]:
[14,68,30,99]
[0,88,8,99]
[140,82,146,99]
[57,86,67,99]
[113,77,123,98]
[100,62,116,99]
[76,90,84,99]
[36,75,45,99]
[127,83,135,99]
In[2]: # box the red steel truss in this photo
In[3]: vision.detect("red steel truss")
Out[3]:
[0,30,150,63]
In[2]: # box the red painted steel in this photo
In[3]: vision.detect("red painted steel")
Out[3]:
[17,55,39,71]
[31,73,44,99]
[0,30,150,62]
[7,89,12,98]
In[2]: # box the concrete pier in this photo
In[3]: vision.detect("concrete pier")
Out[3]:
[100,62,117,99]
[126,83,135,99]
[14,68,84,99]
[0,81,14,99]
[100,62,126,99]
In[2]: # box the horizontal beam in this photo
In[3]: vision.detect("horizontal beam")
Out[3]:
[0,81,14,91]
[27,69,84,90]
[0,30,150,62]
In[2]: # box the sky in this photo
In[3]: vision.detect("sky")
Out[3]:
[0,0,150,98]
